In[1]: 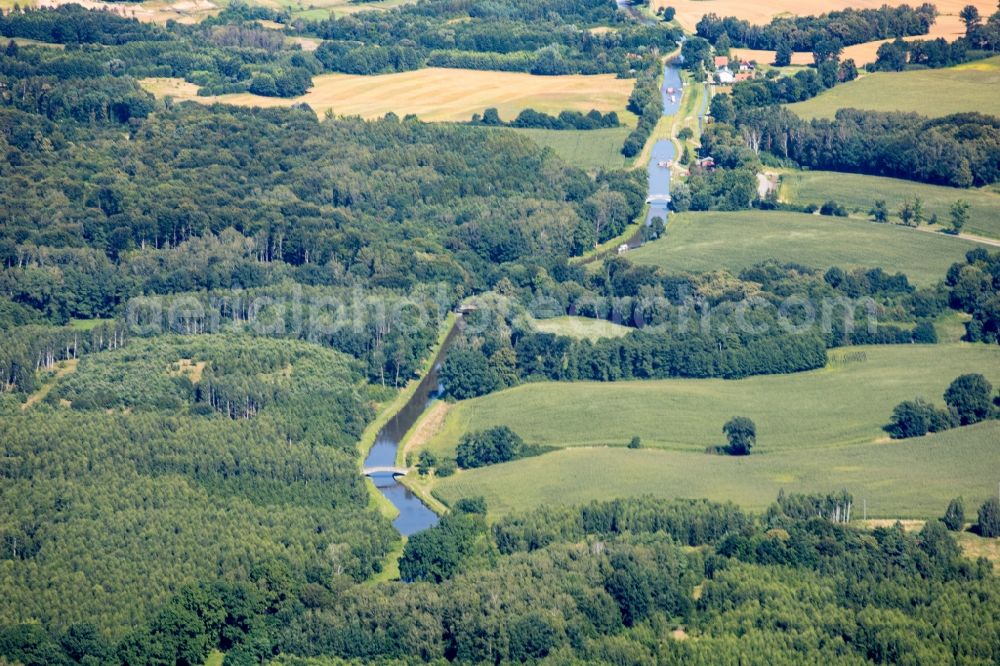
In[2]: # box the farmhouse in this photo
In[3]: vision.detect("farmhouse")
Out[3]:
[713,55,729,69]
[716,67,735,84]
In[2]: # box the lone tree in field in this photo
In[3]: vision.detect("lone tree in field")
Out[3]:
[774,40,793,67]
[944,374,994,425]
[943,497,965,531]
[898,199,915,226]
[723,417,756,455]
[960,5,981,36]
[950,200,970,234]
[977,497,1000,537]
[870,200,889,223]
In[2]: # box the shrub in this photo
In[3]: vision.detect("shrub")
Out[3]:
[977,497,1000,538]
[456,426,524,468]
[819,200,847,217]
[436,458,457,477]
[885,398,951,439]
[417,450,437,476]
[944,374,994,425]
[911,321,937,343]
[943,497,965,531]
[723,416,756,455]
[453,496,487,515]
[628,436,642,449]
[440,347,498,400]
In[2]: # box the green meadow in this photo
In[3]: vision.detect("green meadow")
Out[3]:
[780,170,1000,240]
[626,210,979,286]
[511,127,632,171]
[432,420,1000,520]
[423,345,1000,457]
[785,56,1000,120]
[531,315,631,341]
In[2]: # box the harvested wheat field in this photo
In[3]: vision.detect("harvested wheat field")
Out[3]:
[663,0,995,66]
[142,69,636,123]
[33,0,220,23]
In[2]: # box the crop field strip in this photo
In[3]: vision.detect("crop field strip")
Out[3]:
[142,69,636,123]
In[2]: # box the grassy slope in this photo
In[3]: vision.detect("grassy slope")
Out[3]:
[510,128,632,171]
[786,56,1000,120]
[780,170,1000,240]
[531,316,632,341]
[433,420,1000,519]
[424,344,1000,456]
[626,210,979,286]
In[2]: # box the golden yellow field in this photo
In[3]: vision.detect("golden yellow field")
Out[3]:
[13,0,416,21]
[665,0,995,65]
[142,69,636,123]
[30,0,220,24]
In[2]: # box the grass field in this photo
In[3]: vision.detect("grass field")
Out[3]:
[422,344,1000,458]
[142,69,635,123]
[512,128,632,171]
[432,420,1000,520]
[530,316,632,340]
[626,210,979,286]
[248,0,418,19]
[786,56,1000,120]
[780,170,1000,240]
[8,37,65,49]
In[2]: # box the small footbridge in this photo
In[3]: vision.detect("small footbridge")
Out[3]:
[363,466,409,477]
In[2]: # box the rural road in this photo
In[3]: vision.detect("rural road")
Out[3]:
[914,225,1000,248]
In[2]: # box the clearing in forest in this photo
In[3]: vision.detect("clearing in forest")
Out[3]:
[626,210,979,286]
[530,316,633,341]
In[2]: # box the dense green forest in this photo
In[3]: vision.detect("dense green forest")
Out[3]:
[5,495,999,664]
[735,108,1000,187]
[0,335,398,641]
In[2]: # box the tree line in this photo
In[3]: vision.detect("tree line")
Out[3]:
[695,4,936,52]
[307,0,679,77]
[3,491,998,664]
[470,106,621,130]
[946,249,1000,344]
[872,4,1000,71]
[735,107,1000,187]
